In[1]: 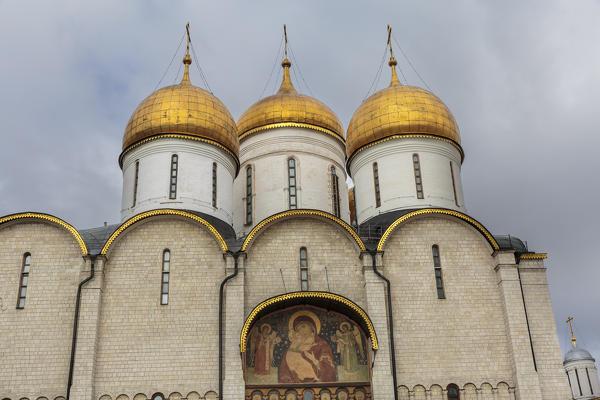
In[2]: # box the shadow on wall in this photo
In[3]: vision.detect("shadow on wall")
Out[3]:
[398,382,514,400]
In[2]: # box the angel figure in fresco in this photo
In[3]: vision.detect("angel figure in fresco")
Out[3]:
[279,310,336,383]
[250,323,281,377]
[331,321,363,374]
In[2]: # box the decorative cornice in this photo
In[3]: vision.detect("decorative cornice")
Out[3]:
[119,133,239,170]
[520,253,547,260]
[240,291,378,353]
[101,209,228,255]
[347,133,464,171]
[239,122,345,144]
[241,209,365,252]
[0,212,88,255]
[376,208,499,251]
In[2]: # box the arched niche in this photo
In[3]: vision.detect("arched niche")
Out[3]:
[241,292,377,399]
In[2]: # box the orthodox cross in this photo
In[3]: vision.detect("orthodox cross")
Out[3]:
[283,24,288,59]
[186,22,191,55]
[566,316,576,346]
[387,24,394,58]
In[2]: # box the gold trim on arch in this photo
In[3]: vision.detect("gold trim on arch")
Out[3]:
[520,253,547,260]
[241,209,365,252]
[118,133,239,168]
[101,209,228,255]
[240,291,378,353]
[239,122,345,143]
[376,208,499,251]
[0,212,88,255]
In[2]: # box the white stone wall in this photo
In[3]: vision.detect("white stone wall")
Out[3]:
[381,216,515,388]
[233,128,350,236]
[120,139,237,224]
[0,221,84,400]
[243,217,364,313]
[349,138,465,224]
[93,217,226,398]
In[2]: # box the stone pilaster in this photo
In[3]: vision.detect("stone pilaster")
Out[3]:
[222,253,245,400]
[494,251,542,399]
[363,252,396,399]
[70,255,105,400]
[518,258,572,399]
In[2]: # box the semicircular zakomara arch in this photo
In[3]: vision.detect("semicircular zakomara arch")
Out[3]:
[240,291,378,354]
[100,209,228,255]
[0,212,88,255]
[241,209,366,252]
[376,208,499,252]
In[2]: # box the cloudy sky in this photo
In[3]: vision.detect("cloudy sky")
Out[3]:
[1,1,598,360]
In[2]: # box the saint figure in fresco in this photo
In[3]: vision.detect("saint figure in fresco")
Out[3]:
[331,322,363,373]
[251,323,281,377]
[279,311,336,383]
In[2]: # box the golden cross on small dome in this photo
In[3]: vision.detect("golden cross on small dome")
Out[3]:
[566,316,576,346]
[284,24,288,59]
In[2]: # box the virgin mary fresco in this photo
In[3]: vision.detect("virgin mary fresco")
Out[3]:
[245,306,369,386]
[279,310,336,383]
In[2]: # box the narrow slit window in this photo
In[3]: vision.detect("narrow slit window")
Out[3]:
[288,158,297,209]
[586,368,593,395]
[161,250,170,305]
[133,160,139,207]
[246,166,252,225]
[447,384,460,400]
[433,245,445,299]
[373,162,381,208]
[413,154,424,199]
[299,247,308,291]
[331,166,340,218]
[575,369,583,397]
[450,161,459,207]
[169,154,178,199]
[17,253,31,309]
[212,162,217,208]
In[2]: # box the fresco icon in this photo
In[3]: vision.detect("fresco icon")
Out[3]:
[245,305,369,385]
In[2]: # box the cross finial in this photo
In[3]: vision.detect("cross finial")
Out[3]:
[181,22,192,85]
[566,316,576,346]
[386,25,400,86]
[284,24,288,59]
[387,24,394,59]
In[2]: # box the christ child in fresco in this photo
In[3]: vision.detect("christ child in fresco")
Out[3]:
[278,311,336,383]
[252,323,281,377]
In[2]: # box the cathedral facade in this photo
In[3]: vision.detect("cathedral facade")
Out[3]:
[0,31,575,400]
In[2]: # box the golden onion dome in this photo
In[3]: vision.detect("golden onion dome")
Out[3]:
[121,48,238,165]
[346,55,461,161]
[237,57,344,141]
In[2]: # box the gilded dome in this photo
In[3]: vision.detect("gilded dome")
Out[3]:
[346,57,460,160]
[122,52,238,161]
[237,58,344,141]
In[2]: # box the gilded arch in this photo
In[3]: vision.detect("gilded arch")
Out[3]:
[241,209,366,252]
[100,209,228,255]
[0,212,88,255]
[241,291,377,353]
[377,208,499,252]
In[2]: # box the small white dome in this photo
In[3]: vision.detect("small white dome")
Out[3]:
[564,345,595,364]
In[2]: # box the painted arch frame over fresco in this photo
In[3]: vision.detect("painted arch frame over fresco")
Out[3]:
[241,292,376,400]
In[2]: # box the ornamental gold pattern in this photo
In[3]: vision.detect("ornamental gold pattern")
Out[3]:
[101,209,228,255]
[119,133,239,169]
[237,58,344,141]
[240,291,378,353]
[520,253,548,260]
[0,212,88,255]
[346,77,461,159]
[240,209,366,252]
[377,208,499,252]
